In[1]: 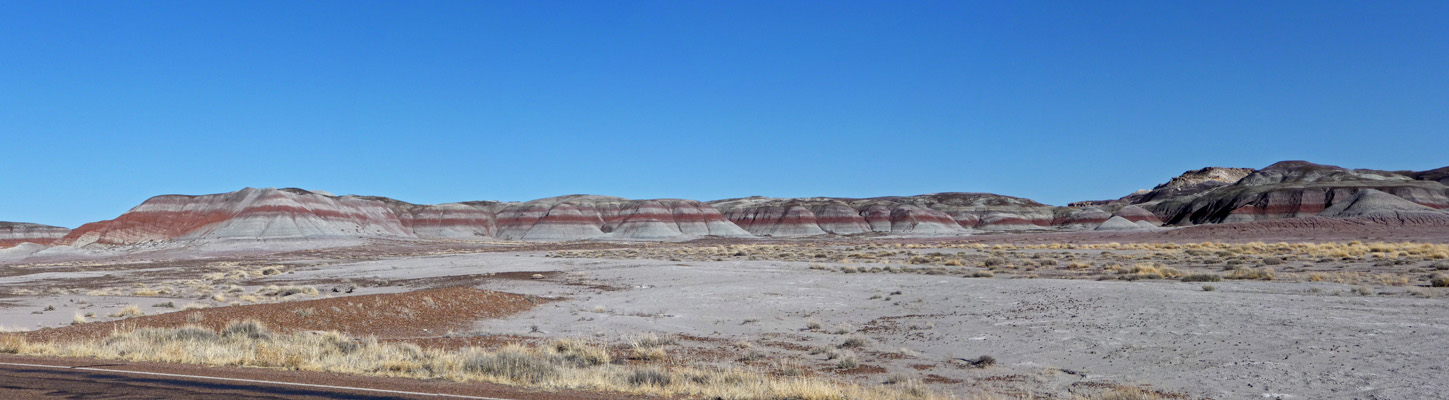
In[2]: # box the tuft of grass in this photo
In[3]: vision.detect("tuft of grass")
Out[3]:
[268,285,319,297]
[1180,274,1222,282]
[109,305,145,319]
[962,355,995,368]
[839,335,869,349]
[629,346,667,361]
[1430,273,1449,287]
[627,368,672,387]
[631,333,677,348]
[1096,386,1166,400]
[221,320,272,340]
[834,351,859,370]
[463,345,561,383]
[0,322,949,399]
[551,339,612,366]
[1201,285,1217,292]
[1226,267,1275,281]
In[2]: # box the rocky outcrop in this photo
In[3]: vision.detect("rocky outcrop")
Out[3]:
[1052,207,1113,230]
[0,222,71,247]
[1413,166,1449,185]
[1234,161,1415,186]
[1144,161,1449,225]
[1072,167,1254,207]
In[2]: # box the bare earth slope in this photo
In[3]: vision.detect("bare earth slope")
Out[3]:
[0,222,70,247]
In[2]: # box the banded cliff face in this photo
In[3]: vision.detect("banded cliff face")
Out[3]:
[0,222,71,247]
[60,188,419,246]
[1144,161,1449,225]
[710,193,1090,236]
[55,189,753,246]
[491,195,750,240]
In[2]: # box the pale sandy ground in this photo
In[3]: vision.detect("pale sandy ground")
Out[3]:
[278,252,1449,399]
[5,248,1449,399]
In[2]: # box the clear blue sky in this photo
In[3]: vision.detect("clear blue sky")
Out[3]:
[3,1,1446,228]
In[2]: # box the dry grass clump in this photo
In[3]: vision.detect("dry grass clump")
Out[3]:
[839,335,869,349]
[0,323,946,400]
[261,285,320,298]
[1226,268,1275,281]
[961,355,995,368]
[463,344,562,383]
[833,350,860,369]
[1430,273,1449,288]
[1180,274,1221,282]
[1120,263,1182,280]
[626,333,675,361]
[109,305,145,319]
[552,339,612,366]
[1093,386,1168,400]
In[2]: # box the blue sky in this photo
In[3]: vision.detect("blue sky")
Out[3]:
[3,1,1446,227]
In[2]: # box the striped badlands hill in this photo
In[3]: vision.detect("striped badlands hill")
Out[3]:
[1142,161,1449,225]
[55,188,752,246]
[709,193,1094,236]
[491,195,751,240]
[709,197,969,236]
[0,222,70,247]
[59,188,418,246]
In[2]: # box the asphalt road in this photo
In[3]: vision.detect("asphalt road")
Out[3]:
[0,356,633,400]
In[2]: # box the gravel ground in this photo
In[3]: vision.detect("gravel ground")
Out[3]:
[245,251,1449,399]
[5,240,1449,399]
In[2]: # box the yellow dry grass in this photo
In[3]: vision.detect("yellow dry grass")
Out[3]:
[0,321,949,400]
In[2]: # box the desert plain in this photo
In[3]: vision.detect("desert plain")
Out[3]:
[3,161,1449,400]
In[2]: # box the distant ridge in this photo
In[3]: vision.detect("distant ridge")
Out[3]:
[1,160,1444,248]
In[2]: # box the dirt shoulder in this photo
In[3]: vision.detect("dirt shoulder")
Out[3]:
[0,354,650,400]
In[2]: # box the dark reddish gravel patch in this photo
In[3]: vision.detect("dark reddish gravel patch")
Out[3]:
[25,287,547,343]
[835,364,887,375]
